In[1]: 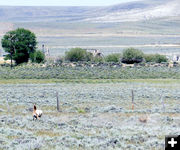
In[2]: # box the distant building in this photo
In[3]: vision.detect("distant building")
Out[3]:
[42,44,50,56]
[42,44,45,53]
[166,53,180,62]
[85,49,103,57]
[173,55,180,62]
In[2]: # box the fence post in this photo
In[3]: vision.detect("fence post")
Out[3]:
[56,91,60,112]
[131,90,134,110]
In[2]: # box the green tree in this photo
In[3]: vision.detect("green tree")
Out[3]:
[30,50,45,63]
[65,48,92,62]
[1,28,37,66]
[122,48,144,64]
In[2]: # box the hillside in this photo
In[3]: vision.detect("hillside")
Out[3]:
[87,0,180,22]
[0,6,96,22]
[0,0,179,23]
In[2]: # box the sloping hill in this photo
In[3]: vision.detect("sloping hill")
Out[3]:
[86,0,180,22]
[0,0,179,23]
[0,6,99,22]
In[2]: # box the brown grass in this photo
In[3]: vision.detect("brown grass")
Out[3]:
[35,130,61,137]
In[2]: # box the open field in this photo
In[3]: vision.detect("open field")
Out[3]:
[36,35,180,56]
[1,19,180,56]
[0,80,180,149]
[13,20,180,56]
[1,34,179,56]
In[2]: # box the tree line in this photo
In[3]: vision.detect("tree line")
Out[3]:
[1,28,168,68]
[65,48,168,64]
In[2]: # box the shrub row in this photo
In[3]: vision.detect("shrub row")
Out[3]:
[64,48,168,64]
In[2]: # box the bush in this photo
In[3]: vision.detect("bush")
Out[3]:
[105,53,121,62]
[30,50,45,63]
[65,48,92,62]
[91,56,104,63]
[144,54,168,63]
[122,48,144,64]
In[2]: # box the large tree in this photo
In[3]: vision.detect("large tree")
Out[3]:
[1,28,37,66]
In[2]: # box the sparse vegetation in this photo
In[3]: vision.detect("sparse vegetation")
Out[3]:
[35,130,60,137]
[0,81,180,150]
[77,108,86,113]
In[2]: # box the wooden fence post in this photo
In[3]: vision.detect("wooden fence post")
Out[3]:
[131,90,134,110]
[56,91,60,112]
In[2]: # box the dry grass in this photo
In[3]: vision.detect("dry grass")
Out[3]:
[35,130,61,137]
[0,79,180,84]
[6,135,19,140]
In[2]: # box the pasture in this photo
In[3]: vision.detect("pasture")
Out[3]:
[0,80,180,149]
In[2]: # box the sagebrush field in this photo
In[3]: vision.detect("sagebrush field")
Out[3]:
[0,80,180,149]
[0,64,180,80]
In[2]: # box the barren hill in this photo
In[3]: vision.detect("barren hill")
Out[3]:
[0,0,179,22]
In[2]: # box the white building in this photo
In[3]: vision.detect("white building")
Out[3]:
[166,53,180,62]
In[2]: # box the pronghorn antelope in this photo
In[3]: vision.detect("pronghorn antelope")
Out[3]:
[139,115,148,123]
[33,104,43,120]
